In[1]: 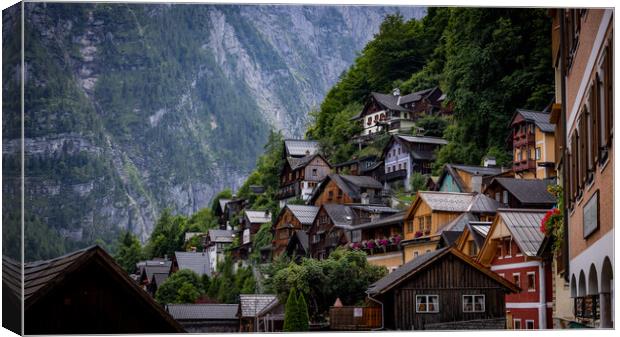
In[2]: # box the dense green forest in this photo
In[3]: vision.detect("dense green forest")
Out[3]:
[306,8,553,171]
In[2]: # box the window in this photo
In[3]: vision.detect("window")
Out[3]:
[495,192,500,202]
[367,117,372,126]
[398,148,401,155]
[328,191,333,201]
[337,189,343,198]
[535,147,541,160]
[424,216,431,233]
[527,272,536,292]
[514,319,522,330]
[513,273,521,288]
[351,230,361,243]
[312,168,317,177]
[407,221,414,233]
[525,320,535,329]
[468,241,478,256]
[416,295,439,313]
[463,295,485,312]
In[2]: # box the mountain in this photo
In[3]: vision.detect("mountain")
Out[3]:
[2,3,425,260]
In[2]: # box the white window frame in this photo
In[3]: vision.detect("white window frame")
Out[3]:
[514,319,522,329]
[462,294,485,313]
[527,271,537,292]
[525,320,535,329]
[415,295,439,313]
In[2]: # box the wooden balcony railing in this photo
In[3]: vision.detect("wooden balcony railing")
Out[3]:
[329,306,381,331]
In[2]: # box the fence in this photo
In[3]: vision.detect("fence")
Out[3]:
[329,306,381,331]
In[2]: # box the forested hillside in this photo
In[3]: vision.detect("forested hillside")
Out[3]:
[306,8,554,170]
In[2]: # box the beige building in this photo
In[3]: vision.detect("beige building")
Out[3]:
[550,8,613,328]
[509,109,557,179]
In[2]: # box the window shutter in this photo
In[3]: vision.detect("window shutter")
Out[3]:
[605,43,613,146]
[579,116,587,188]
[566,148,572,209]
[571,133,578,200]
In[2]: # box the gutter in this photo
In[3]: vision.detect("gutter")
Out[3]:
[366,291,385,331]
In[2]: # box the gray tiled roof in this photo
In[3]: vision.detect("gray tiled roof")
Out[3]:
[174,252,211,277]
[491,178,556,205]
[368,248,448,295]
[208,229,235,243]
[399,87,436,104]
[144,262,172,280]
[371,92,411,112]
[287,153,325,170]
[340,174,383,189]
[167,304,239,320]
[353,211,405,230]
[467,193,501,213]
[289,230,309,253]
[328,174,383,200]
[439,212,478,233]
[238,294,278,317]
[419,191,475,212]
[348,205,399,214]
[323,204,355,228]
[284,139,319,157]
[245,210,271,224]
[286,205,320,225]
[516,109,555,133]
[498,209,547,257]
[397,135,449,146]
[152,273,169,287]
[218,199,230,212]
[451,164,504,176]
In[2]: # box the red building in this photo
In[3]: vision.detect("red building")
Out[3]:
[477,209,553,329]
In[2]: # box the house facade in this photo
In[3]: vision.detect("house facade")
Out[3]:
[483,177,556,209]
[477,209,553,329]
[277,154,331,207]
[509,109,557,179]
[367,247,519,330]
[205,229,234,274]
[272,204,319,258]
[549,8,614,328]
[349,212,405,272]
[310,174,385,207]
[383,135,448,190]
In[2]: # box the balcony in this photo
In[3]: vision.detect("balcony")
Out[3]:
[513,159,536,172]
[276,181,300,199]
[513,134,535,148]
[385,169,407,182]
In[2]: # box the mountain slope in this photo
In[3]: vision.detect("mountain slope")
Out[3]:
[1,3,425,260]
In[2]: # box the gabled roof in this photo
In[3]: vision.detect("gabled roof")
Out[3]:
[174,252,211,277]
[367,247,519,296]
[396,135,449,146]
[208,229,235,243]
[348,205,399,214]
[352,211,405,230]
[324,174,384,201]
[166,303,239,320]
[19,245,185,331]
[399,87,437,105]
[488,178,556,205]
[143,261,172,281]
[418,191,475,212]
[151,273,169,287]
[245,210,271,224]
[238,294,278,318]
[469,222,492,248]
[440,231,464,247]
[371,92,411,112]
[496,208,547,257]
[439,212,478,234]
[511,109,555,133]
[282,204,320,226]
[467,193,501,213]
[218,199,231,213]
[451,164,504,176]
[322,204,355,228]
[287,230,309,254]
[284,139,320,157]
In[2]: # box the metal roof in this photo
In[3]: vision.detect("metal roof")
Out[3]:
[152,273,169,286]
[515,109,555,133]
[370,92,411,112]
[467,193,501,213]
[286,205,319,225]
[498,209,547,257]
[348,205,399,214]
[439,212,477,233]
[490,178,556,205]
[397,135,449,146]
[238,294,278,317]
[451,164,504,176]
[166,304,239,320]
[419,191,475,212]
[218,199,230,212]
[174,252,211,277]
[287,230,309,253]
[323,204,355,228]
[208,229,235,243]
[144,262,172,280]
[353,211,405,230]
[470,223,491,237]
[399,87,436,104]
[284,139,319,157]
[245,210,271,224]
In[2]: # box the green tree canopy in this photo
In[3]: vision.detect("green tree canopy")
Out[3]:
[155,269,204,304]
[114,231,144,274]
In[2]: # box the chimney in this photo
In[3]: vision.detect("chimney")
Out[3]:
[483,156,497,167]
[392,88,401,96]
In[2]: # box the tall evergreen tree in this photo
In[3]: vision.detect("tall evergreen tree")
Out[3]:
[283,287,300,332]
[297,292,310,331]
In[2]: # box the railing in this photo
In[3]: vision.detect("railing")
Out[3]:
[513,159,536,172]
[276,181,300,199]
[385,169,407,182]
[329,306,382,331]
[513,134,535,148]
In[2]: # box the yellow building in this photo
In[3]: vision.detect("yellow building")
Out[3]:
[509,109,556,179]
[455,221,492,258]
[402,191,476,262]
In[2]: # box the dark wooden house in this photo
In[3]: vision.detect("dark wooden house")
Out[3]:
[14,245,184,334]
[483,177,556,209]
[215,198,231,229]
[333,155,379,176]
[309,174,386,207]
[285,230,310,260]
[366,247,519,330]
[272,204,319,258]
[166,303,239,332]
[276,153,331,206]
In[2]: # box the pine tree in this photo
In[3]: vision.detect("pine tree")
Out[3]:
[297,292,310,331]
[283,287,299,332]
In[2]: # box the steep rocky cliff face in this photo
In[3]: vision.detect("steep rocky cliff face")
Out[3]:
[2,3,424,260]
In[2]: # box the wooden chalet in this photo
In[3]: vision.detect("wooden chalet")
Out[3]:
[477,208,553,329]
[309,174,386,207]
[215,198,231,229]
[366,247,519,330]
[308,204,399,260]
[166,303,239,332]
[5,245,184,334]
[333,155,379,176]
[205,229,235,274]
[277,153,331,206]
[272,204,319,258]
[351,87,448,140]
[137,259,172,295]
[402,192,500,262]
[508,109,556,179]
[483,177,556,209]
[382,135,448,189]
[236,210,271,259]
[436,163,511,193]
[238,294,283,332]
[455,221,492,258]
[225,197,247,230]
